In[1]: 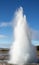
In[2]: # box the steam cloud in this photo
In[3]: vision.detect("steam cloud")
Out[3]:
[8,7,37,64]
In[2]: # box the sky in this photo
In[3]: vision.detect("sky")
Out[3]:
[0,0,39,48]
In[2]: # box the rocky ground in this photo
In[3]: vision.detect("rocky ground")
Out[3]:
[0,47,39,65]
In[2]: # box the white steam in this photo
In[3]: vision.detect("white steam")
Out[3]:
[8,7,37,64]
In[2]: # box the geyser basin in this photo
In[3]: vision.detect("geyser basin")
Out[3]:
[8,7,37,65]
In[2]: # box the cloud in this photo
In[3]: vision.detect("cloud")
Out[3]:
[0,43,10,48]
[32,40,39,46]
[0,22,12,27]
[31,29,39,40]
[0,34,8,38]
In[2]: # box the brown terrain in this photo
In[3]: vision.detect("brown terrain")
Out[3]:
[0,46,39,65]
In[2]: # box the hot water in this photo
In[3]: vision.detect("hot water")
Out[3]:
[8,7,37,65]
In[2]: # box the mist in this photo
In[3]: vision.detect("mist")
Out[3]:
[8,7,37,65]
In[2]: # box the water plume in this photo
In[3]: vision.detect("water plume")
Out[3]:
[8,7,37,65]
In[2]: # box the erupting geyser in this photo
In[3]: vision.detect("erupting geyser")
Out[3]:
[8,7,37,64]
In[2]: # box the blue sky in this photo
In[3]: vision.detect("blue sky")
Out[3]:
[0,0,39,48]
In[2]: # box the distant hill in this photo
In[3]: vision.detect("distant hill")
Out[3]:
[36,46,39,50]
